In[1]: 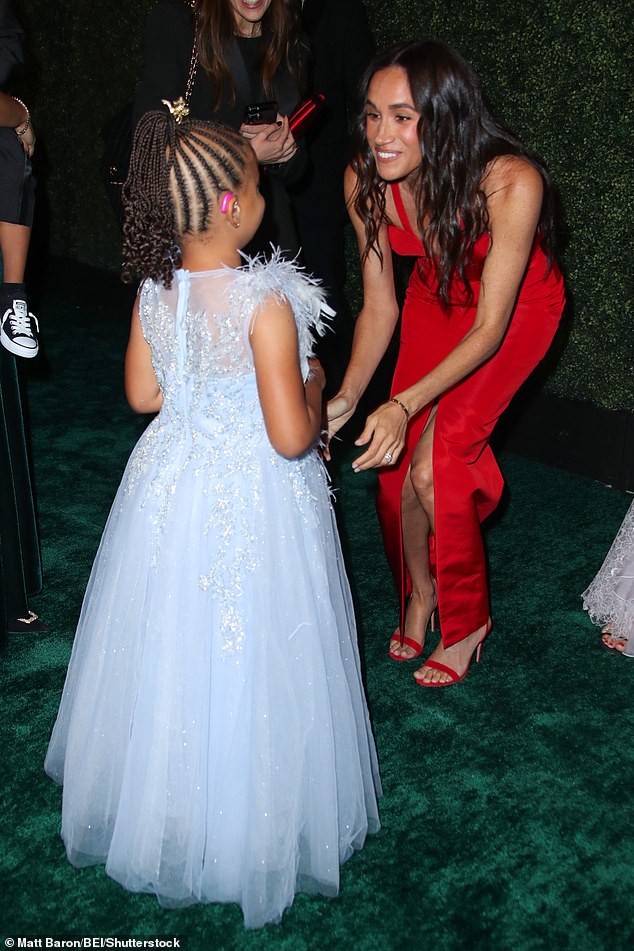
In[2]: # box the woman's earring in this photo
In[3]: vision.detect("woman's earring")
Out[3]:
[231,200,241,229]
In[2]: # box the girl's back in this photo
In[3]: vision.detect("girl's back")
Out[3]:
[144,268,253,392]
[45,255,381,927]
[135,256,332,500]
[142,257,321,417]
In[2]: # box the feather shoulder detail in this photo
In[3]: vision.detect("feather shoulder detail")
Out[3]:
[229,248,335,380]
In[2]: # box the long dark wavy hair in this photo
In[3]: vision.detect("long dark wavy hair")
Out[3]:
[350,40,557,307]
[194,0,302,107]
[122,111,250,288]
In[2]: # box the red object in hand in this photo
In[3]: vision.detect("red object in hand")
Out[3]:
[289,93,326,137]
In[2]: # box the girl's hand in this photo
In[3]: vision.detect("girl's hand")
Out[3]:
[351,400,408,472]
[240,115,297,164]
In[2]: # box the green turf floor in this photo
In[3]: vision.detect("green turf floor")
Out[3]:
[1,283,632,951]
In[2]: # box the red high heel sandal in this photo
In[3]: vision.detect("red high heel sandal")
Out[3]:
[388,590,437,662]
[414,618,492,686]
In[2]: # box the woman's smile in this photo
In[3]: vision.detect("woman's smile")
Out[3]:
[230,0,272,36]
[365,66,421,180]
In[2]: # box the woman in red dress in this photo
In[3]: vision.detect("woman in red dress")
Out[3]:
[328,41,565,686]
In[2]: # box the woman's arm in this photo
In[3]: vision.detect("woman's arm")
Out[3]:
[0,90,34,153]
[125,296,163,414]
[0,92,35,156]
[250,295,325,458]
[326,164,400,435]
[352,156,545,470]
[0,90,26,126]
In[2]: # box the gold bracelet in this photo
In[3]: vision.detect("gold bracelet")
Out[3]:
[390,397,410,420]
[12,96,30,135]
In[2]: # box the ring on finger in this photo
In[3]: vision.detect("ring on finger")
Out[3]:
[383,451,393,464]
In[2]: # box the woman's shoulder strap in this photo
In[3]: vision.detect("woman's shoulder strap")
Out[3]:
[390,181,415,233]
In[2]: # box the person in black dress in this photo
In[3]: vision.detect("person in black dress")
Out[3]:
[0,0,44,645]
[0,0,38,357]
[133,0,307,257]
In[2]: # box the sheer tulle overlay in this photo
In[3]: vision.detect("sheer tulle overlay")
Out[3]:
[582,499,634,656]
[45,256,381,928]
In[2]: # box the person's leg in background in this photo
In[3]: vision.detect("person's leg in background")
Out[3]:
[0,128,39,359]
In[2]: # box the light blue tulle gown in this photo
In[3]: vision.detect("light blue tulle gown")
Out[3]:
[45,255,381,928]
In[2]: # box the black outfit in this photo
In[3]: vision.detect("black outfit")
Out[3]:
[0,128,34,224]
[0,0,34,226]
[133,0,307,256]
[291,0,375,393]
[0,0,42,647]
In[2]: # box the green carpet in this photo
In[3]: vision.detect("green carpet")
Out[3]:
[1,280,632,951]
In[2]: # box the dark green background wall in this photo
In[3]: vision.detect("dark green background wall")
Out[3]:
[13,0,633,412]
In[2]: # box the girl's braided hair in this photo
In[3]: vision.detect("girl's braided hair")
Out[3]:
[122,110,250,288]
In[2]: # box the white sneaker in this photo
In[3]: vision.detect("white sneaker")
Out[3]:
[1,299,39,358]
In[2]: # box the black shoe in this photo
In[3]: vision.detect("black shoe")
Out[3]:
[1,299,39,358]
[7,610,49,634]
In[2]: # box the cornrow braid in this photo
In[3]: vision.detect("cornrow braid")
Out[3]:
[169,121,247,235]
[122,110,250,288]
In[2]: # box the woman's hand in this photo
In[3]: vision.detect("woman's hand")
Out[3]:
[351,400,408,472]
[18,122,35,158]
[240,114,297,164]
[307,358,327,454]
[327,391,357,435]
[321,391,357,461]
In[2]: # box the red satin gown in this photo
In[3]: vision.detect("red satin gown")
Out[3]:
[377,181,565,647]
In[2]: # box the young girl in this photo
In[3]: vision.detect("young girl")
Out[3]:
[45,111,381,928]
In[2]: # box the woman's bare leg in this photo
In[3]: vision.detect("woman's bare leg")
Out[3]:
[409,408,490,684]
[390,408,437,657]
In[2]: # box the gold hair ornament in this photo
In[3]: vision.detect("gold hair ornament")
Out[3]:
[162,97,191,124]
